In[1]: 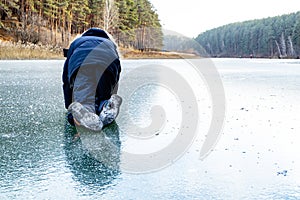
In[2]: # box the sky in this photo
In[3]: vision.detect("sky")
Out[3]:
[150,0,300,38]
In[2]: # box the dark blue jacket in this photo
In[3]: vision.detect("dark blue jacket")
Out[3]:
[62,28,121,110]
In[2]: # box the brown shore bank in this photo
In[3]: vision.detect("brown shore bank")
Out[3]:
[0,40,198,60]
[0,40,63,60]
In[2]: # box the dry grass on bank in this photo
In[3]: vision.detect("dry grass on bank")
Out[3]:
[0,40,199,60]
[0,47,62,60]
[120,48,199,59]
[0,40,62,60]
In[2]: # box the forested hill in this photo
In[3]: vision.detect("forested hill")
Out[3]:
[195,12,300,58]
[0,0,162,50]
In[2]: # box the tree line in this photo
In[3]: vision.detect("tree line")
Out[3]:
[195,12,300,58]
[0,0,163,50]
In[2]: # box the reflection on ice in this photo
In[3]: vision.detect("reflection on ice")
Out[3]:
[63,119,121,189]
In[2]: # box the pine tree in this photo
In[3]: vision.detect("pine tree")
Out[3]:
[292,17,300,56]
[196,11,300,58]
[115,0,138,47]
[0,0,163,49]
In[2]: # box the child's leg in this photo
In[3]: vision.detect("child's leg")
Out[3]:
[94,63,122,126]
[72,64,103,113]
[70,64,104,131]
[94,58,121,115]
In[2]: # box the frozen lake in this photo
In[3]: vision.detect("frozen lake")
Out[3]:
[0,58,300,199]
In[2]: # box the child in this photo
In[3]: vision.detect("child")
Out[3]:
[62,28,122,131]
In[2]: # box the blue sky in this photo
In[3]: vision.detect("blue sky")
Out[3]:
[150,0,300,38]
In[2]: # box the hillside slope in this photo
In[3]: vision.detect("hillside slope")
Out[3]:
[196,12,300,58]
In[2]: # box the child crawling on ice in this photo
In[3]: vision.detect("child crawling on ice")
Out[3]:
[62,28,122,131]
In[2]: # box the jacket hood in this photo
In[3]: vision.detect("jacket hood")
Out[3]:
[82,28,110,39]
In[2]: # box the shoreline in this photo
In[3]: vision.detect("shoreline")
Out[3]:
[0,40,199,60]
[0,48,199,60]
[2,41,298,60]
[1,45,299,60]
[119,48,199,60]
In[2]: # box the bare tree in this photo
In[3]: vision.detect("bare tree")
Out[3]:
[280,32,287,57]
[103,0,118,32]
